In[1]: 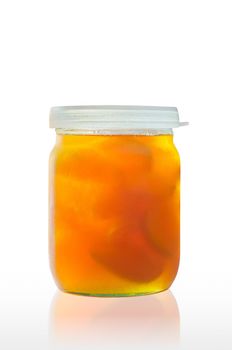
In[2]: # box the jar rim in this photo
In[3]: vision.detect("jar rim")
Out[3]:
[49,105,188,131]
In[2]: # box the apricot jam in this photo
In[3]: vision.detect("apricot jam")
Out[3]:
[49,106,186,296]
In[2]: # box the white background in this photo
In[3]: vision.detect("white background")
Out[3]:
[0,1,232,349]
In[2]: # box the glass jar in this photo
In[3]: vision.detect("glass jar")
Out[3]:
[49,106,187,296]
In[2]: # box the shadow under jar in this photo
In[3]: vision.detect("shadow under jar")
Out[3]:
[49,106,187,296]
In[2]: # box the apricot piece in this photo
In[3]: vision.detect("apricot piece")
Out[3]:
[92,224,163,282]
[53,174,108,241]
[146,185,180,256]
[55,148,118,182]
[99,137,152,181]
[150,140,180,197]
[95,180,153,226]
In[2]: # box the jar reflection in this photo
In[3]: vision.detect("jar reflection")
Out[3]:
[50,290,180,349]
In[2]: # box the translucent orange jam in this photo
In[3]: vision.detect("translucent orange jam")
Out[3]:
[49,134,180,296]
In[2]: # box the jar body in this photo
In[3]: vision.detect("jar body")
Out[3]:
[49,133,180,296]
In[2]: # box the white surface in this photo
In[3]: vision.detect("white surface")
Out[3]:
[0,1,232,349]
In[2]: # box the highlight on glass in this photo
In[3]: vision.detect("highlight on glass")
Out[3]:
[49,106,188,296]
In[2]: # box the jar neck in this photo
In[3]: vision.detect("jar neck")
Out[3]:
[55,128,173,136]
[55,131,174,147]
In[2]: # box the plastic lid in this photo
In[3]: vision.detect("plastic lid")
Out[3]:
[49,105,188,132]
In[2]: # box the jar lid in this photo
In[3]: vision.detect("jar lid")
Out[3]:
[50,105,188,131]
